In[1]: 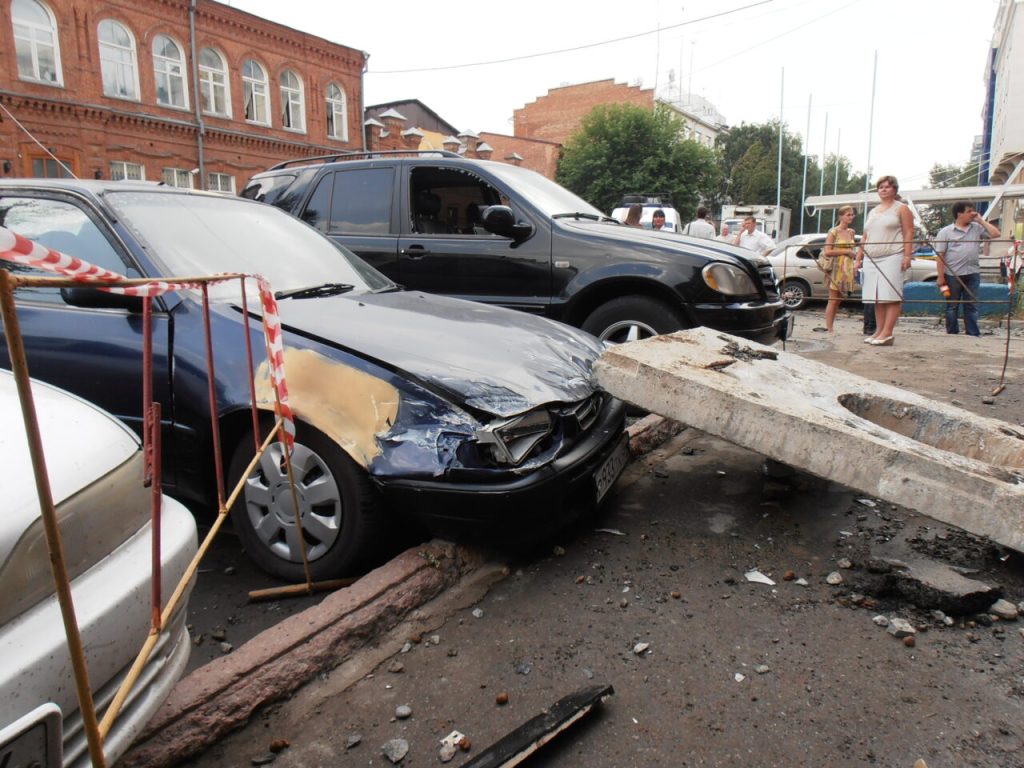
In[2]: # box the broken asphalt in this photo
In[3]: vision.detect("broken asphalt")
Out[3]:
[123,308,1024,768]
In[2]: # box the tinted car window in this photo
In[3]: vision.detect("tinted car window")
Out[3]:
[0,196,130,304]
[328,168,393,235]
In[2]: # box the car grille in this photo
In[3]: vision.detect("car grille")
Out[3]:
[474,392,606,468]
[758,265,780,298]
[558,392,603,435]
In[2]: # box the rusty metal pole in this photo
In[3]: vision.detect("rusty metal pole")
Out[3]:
[240,277,262,450]
[0,270,107,767]
[200,284,226,508]
[141,295,163,631]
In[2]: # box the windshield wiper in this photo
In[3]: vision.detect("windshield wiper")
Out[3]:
[552,212,601,221]
[274,283,354,300]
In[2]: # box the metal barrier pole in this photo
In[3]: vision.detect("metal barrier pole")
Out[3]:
[0,270,107,768]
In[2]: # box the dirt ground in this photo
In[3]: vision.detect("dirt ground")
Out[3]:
[181,305,1024,768]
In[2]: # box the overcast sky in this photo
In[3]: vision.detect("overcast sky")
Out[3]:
[228,0,999,192]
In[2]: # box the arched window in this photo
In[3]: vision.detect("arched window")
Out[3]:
[242,59,269,124]
[326,82,348,141]
[153,34,187,108]
[280,69,305,132]
[12,0,62,84]
[98,19,139,100]
[198,47,230,117]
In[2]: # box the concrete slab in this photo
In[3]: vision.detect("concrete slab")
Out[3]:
[120,541,490,768]
[594,328,1024,552]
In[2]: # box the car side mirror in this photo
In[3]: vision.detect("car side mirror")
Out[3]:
[60,286,146,312]
[481,205,534,244]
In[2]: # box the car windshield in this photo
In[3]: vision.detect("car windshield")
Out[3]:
[483,163,606,218]
[106,190,394,302]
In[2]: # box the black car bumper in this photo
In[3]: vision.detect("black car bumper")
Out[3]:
[375,398,629,541]
[692,301,793,345]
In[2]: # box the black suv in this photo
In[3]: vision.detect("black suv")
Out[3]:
[242,152,792,344]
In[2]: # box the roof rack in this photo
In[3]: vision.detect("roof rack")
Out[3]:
[268,149,463,171]
[618,192,675,206]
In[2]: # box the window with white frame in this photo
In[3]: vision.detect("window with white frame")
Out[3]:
[279,70,305,132]
[110,160,144,181]
[162,168,193,188]
[207,172,235,193]
[242,59,269,124]
[12,0,62,84]
[199,47,230,117]
[153,34,187,108]
[98,19,139,100]
[326,82,348,141]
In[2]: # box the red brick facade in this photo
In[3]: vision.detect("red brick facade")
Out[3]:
[0,0,365,191]
[513,79,655,145]
[479,132,561,178]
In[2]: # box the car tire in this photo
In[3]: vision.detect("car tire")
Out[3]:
[780,280,810,310]
[228,420,383,581]
[582,296,686,343]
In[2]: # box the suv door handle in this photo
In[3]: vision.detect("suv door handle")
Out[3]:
[401,245,430,259]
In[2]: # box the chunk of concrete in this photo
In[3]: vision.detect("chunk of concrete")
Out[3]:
[594,329,1024,552]
[892,559,1001,614]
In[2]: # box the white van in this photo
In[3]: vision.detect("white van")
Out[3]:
[611,194,681,232]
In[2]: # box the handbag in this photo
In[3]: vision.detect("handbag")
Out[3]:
[817,229,839,272]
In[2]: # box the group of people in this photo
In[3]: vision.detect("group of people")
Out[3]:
[816,175,998,342]
[623,183,1000,344]
[683,208,779,258]
[622,204,668,230]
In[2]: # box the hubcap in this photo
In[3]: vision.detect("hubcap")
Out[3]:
[241,441,342,563]
[599,319,660,344]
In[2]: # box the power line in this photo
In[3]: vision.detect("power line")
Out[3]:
[368,0,775,75]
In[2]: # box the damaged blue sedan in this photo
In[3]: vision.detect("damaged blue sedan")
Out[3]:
[0,181,628,581]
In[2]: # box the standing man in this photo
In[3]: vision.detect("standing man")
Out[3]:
[716,224,732,243]
[651,209,667,230]
[733,216,775,256]
[934,201,1000,336]
[684,206,716,239]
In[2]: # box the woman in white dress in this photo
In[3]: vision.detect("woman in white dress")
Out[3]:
[854,175,915,345]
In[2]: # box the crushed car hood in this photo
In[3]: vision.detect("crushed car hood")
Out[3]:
[267,290,605,417]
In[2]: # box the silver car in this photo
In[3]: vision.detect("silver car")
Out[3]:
[0,371,197,768]
[768,233,938,310]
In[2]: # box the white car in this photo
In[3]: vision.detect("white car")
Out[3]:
[768,233,938,310]
[0,371,197,768]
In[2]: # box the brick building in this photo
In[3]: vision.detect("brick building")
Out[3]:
[1,0,366,192]
[511,78,725,170]
[514,78,656,145]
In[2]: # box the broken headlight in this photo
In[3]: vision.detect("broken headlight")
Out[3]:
[475,409,553,466]
[702,262,758,296]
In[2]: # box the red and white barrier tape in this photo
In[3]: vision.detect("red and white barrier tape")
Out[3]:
[0,225,295,451]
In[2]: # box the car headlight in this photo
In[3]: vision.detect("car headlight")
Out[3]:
[475,409,553,466]
[702,262,758,296]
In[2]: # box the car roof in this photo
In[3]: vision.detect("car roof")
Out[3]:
[0,178,237,202]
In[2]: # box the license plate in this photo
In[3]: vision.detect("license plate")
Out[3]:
[594,434,630,503]
[0,704,62,768]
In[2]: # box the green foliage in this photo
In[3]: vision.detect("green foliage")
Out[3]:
[716,121,872,235]
[918,161,981,234]
[555,104,719,219]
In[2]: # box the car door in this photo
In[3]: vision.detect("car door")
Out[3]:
[305,166,402,279]
[0,192,176,479]
[394,165,552,314]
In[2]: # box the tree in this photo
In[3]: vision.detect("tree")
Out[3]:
[555,104,719,220]
[918,161,981,235]
[715,121,865,235]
